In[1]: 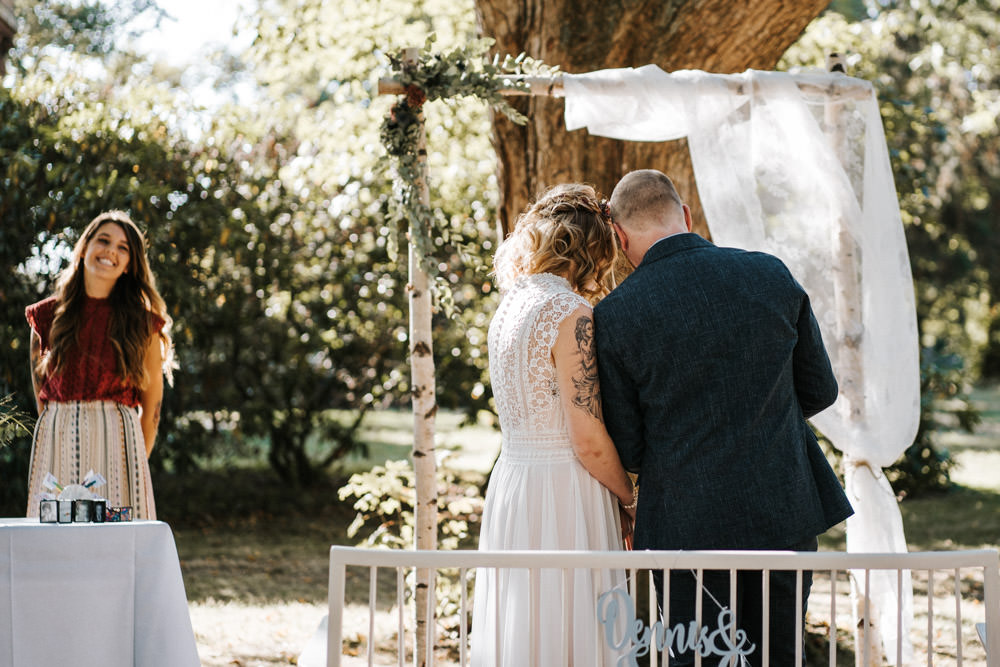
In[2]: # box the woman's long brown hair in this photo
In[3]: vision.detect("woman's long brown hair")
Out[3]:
[38,211,173,389]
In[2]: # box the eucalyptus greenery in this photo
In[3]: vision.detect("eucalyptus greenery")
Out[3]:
[379,37,556,309]
[0,395,32,449]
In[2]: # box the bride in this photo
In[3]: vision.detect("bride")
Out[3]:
[471,184,637,666]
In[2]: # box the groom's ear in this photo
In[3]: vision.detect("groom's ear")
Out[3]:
[682,204,693,232]
[612,222,629,252]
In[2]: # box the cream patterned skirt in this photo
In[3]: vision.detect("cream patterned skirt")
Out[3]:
[26,401,156,519]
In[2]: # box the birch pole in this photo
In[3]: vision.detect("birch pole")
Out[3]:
[824,52,883,667]
[397,47,439,667]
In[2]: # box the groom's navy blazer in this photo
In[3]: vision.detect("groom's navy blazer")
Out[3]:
[594,233,853,551]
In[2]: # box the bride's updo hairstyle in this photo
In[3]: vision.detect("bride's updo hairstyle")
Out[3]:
[493,183,617,303]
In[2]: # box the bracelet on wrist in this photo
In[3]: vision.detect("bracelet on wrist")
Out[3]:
[620,485,638,511]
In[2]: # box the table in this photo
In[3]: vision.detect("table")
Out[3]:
[0,518,200,667]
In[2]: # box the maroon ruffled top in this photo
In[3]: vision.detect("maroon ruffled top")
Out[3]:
[25,296,163,408]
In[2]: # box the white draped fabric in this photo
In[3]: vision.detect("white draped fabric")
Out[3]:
[564,65,919,662]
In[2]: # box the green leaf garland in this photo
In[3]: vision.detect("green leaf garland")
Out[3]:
[379,37,556,311]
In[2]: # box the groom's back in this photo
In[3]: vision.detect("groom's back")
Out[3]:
[595,233,850,551]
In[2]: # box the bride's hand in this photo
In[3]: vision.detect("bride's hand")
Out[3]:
[619,484,637,521]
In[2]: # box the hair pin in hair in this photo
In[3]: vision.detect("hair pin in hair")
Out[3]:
[598,199,612,223]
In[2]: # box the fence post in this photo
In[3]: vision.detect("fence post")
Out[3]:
[327,548,346,667]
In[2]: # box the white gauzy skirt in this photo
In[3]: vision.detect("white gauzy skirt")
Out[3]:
[26,400,156,520]
[470,437,626,667]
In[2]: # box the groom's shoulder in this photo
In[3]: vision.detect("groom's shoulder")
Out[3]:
[594,275,637,318]
[717,245,793,277]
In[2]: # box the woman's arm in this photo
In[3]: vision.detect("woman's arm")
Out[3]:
[553,304,635,514]
[29,329,45,415]
[138,334,164,457]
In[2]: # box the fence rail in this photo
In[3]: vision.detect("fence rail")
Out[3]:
[327,547,1000,666]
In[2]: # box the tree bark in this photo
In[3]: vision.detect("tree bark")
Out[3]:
[403,44,439,667]
[476,0,830,237]
[0,0,14,75]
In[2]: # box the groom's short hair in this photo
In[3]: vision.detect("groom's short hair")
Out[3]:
[609,169,684,230]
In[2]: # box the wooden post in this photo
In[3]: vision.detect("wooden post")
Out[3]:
[399,47,439,667]
[825,52,866,422]
[825,51,884,667]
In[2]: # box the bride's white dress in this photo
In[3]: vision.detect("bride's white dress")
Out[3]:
[471,272,626,667]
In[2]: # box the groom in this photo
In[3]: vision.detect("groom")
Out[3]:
[594,169,853,664]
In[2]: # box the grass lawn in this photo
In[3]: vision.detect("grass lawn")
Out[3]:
[155,410,499,665]
[159,409,499,605]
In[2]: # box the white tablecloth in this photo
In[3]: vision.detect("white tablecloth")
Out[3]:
[0,517,200,667]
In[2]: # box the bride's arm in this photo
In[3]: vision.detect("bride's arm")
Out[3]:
[553,304,635,510]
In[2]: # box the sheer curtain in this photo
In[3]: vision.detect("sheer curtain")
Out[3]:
[565,65,919,662]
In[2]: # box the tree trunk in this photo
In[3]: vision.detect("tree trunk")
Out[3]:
[0,0,14,76]
[476,0,830,237]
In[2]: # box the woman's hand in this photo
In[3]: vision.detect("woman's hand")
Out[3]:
[618,481,638,529]
[620,504,635,550]
[619,482,638,520]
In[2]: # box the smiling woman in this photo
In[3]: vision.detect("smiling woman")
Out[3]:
[83,223,132,294]
[23,211,174,520]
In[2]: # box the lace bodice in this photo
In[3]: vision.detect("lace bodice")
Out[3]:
[488,273,589,451]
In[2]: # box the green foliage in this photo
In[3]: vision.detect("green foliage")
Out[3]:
[824,0,871,21]
[338,456,484,639]
[812,345,979,498]
[241,0,502,421]
[379,37,553,304]
[888,443,952,499]
[385,38,537,123]
[338,457,483,550]
[8,0,165,62]
[1,0,504,497]
[886,345,979,497]
[979,317,1000,378]
[0,395,32,448]
[0,81,399,486]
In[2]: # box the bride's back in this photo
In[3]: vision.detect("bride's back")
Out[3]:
[488,272,588,441]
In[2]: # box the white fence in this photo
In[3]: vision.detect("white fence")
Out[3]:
[326,547,1000,666]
